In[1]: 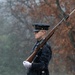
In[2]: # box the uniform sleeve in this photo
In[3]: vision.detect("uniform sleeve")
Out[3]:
[31,44,52,70]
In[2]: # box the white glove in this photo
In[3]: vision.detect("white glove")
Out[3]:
[23,61,32,69]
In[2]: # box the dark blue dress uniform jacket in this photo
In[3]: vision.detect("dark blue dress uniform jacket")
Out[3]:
[27,41,52,75]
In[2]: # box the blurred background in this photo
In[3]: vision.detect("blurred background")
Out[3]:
[0,0,75,75]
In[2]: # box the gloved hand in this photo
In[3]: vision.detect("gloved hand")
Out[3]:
[23,61,32,69]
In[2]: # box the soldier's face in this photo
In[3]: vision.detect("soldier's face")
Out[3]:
[34,30,46,40]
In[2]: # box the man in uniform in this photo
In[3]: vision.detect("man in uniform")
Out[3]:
[23,23,52,75]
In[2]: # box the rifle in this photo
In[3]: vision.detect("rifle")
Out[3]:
[26,9,75,63]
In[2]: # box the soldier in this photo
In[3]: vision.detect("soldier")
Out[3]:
[23,23,52,75]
